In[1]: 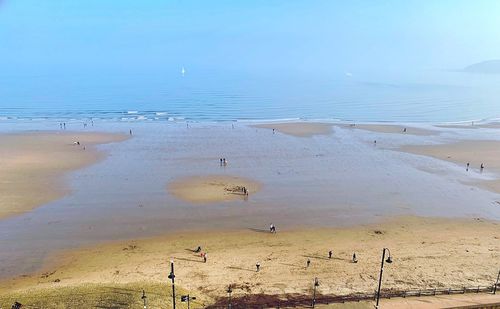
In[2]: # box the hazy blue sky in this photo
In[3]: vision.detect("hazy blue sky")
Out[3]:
[1,0,499,77]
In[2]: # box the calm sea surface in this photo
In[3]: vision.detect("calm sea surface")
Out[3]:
[0,69,499,123]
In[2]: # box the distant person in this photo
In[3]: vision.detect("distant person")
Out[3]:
[220,158,223,166]
[270,223,276,233]
[481,163,484,171]
[374,140,377,144]
[273,129,275,134]
[403,128,407,133]
[306,259,311,268]
[223,158,227,166]
[352,253,358,263]
[256,262,260,272]
[59,123,62,129]
[328,250,333,259]
[466,162,470,171]
[195,246,201,253]
[12,301,23,309]
[202,252,207,263]
[129,129,132,135]
[63,123,66,129]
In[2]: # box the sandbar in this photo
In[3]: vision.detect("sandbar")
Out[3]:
[168,175,261,203]
[401,140,500,193]
[252,122,333,137]
[354,124,437,136]
[0,131,128,219]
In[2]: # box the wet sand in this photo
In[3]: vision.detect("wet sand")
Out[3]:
[168,175,261,203]
[402,140,500,193]
[252,122,333,137]
[0,131,128,219]
[354,124,437,136]
[1,216,499,308]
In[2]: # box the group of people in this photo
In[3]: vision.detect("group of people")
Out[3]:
[219,158,228,166]
[240,186,249,195]
[466,162,485,172]
[195,246,208,263]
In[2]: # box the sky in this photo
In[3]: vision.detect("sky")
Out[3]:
[1,0,500,77]
[0,0,500,115]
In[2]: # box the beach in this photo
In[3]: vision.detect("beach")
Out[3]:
[1,216,499,308]
[1,122,500,308]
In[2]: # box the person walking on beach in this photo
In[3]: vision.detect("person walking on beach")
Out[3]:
[403,128,407,133]
[220,158,223,166]
[306,259,311,268]
[195,246,201,253]
[466,162,470,171]
[481,163,484,171]
[273,128,275,134]
[202,252,207,263]
[328,250,333,259]
[270,223,276,233]
[129,129,133,135]
[256,262,260,272]
[352,253,358,263]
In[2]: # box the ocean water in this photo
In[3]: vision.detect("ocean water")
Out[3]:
[0,69,499,123]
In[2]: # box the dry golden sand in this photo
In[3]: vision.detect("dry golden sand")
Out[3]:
[354,124,437,136]
[168,175,261,203]
[0,131,128,219]
[252,122,333,137]
[2,216,499,308]
[402,140,500,194]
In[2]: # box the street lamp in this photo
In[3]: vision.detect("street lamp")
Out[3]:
[312,277,319,308]
[168,260,176,309]
[227,285,233,309]
[375,248,393,309]
[141,290,147,309]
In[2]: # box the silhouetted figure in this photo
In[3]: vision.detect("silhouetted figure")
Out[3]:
[273,129,275,134]
[374,140,377,144]
[195,246,201,253]
[256,262,260,272]
[270,223,276,233]
[220,158,223,166]
[328,250,333,259]
[403,128,407,133]
[352,253,358,263]
[12,301,23,309]
[306,259,311,268]
[129,129,132,135]
[202,252,207,263]
[481,163,484,171]
[466,162,470,171]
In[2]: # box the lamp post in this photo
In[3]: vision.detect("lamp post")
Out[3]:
[312,277,319,308]
[168,260,176,309]
[494,270,500,294]
[227,285,233,309]
[141,290,147,309]
[375,248,393,309]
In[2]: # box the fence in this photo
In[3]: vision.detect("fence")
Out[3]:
[205,284,499,308]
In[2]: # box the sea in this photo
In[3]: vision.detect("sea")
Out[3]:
[0,69,499,124]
